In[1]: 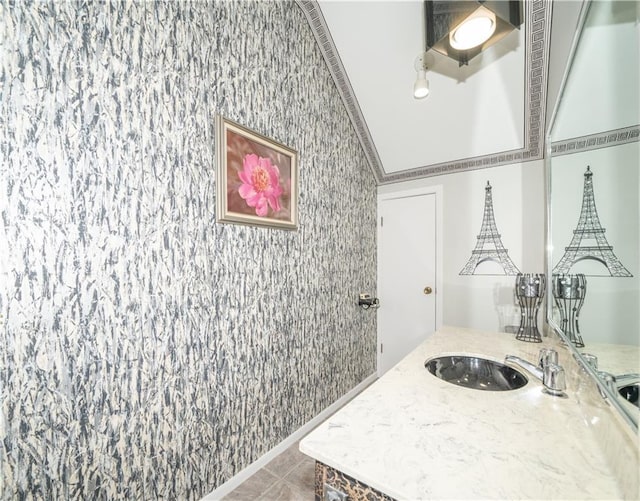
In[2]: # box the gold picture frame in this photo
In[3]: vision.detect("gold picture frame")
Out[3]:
[216,114,298,230]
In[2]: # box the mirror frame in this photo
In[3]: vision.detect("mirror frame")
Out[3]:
[545,0,638,431]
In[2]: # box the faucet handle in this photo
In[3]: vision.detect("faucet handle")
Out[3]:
[538,348,558,369]
[582,353,598,370]
[597,371,617,392]
[543,363,566,396]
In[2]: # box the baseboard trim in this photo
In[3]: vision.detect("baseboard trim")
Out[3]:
[201,372,377,500]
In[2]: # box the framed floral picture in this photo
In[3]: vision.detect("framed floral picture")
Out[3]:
[215,114,298,230]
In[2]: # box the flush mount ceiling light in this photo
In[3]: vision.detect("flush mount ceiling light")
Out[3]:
[449,6,496,50]
[424,0,523,66]
[413,54,430,99]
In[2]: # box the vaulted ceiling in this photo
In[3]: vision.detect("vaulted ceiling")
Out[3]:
[296,0,584,185]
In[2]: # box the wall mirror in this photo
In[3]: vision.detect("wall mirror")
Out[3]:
[546,0,639,430]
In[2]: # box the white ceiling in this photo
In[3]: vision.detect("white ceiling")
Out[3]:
[297,0,585,184]
[318,0,525,172]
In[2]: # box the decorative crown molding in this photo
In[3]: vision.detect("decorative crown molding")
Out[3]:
[295,0,385,184]
[550,125,640,156]
[296,0,552,185]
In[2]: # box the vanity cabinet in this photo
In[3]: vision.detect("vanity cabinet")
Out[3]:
[315,462,395,501]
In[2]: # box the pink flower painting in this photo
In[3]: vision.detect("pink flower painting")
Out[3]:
[237,154,284,217]
[218,116,297,229]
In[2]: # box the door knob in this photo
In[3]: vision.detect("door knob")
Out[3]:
[423,286,433,295]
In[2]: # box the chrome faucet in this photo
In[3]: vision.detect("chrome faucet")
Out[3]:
[505,348,567,397]
[597,372,640,393]
[581,353,639,392]
[504,355,543,380]
[613,373,640,386]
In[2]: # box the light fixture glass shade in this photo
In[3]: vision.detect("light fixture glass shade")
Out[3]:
[449,7,497,50]
[413,69,430,99]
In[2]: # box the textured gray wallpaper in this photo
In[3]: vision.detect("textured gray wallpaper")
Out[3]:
[0,1,377,498]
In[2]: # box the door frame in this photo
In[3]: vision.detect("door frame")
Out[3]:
[376,185,444,376]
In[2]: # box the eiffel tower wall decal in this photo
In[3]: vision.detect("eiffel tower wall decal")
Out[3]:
[460,181,521,276]
[553,166,633,277]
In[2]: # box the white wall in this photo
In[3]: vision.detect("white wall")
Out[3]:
[551,1,639,139]
[378,160,546,333]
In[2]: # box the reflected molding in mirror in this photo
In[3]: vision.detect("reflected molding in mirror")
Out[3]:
[546,0,639,431]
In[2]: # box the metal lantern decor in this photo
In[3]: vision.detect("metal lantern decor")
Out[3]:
[424,1,523,66]
[552,274,587,347]
[515,273,545,343]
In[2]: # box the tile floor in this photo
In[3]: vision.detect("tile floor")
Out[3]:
[222,442,315,501]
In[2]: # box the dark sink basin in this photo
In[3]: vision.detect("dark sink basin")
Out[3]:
[425,355,528,391]
[618,383,639,408]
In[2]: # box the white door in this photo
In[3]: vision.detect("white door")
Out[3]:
[378,191,439,375]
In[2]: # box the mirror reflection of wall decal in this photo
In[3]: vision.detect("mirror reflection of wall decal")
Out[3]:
[552,274,587,348]
[553,166,633,277]
[460,181,520,276]
[514,273,545,343]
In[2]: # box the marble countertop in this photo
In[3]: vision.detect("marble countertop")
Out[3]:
[300,326,623,500]
[577,342,639,375]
